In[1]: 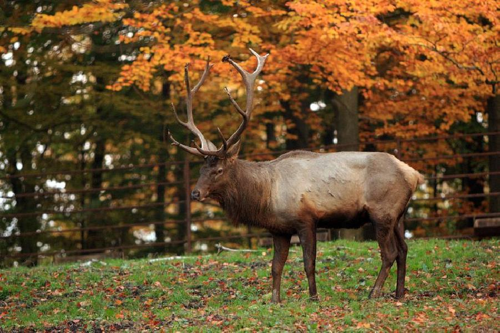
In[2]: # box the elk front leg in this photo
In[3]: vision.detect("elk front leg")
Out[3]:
[298,227,318,301]
[369,224,398,299]
[271,234,291,303]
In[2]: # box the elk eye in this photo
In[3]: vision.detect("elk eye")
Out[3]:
[217,168,223,174]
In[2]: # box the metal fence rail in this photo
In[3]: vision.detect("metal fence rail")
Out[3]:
[1,132,498,263]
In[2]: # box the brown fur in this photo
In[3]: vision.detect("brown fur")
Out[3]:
[210,160,273,228]
[269,150,320,162]
[298,195,326,221]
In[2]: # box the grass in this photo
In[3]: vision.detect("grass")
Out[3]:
[0,239,498,331]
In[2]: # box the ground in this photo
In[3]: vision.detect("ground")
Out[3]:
[0,239,498,332]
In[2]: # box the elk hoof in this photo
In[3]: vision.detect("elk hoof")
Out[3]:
[309,295,319,302]
[271,290,281,304]
[395,291,405,299]
[368,289,381,299]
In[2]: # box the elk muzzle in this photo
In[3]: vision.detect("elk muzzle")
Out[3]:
[191,189,201,201]
[191,189,209,202]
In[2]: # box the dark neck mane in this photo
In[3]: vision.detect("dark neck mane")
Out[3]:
[212,160,272,227]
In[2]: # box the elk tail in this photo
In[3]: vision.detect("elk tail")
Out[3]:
[410,169,425,192]
[393,156,425,192]
[416,172,425,185]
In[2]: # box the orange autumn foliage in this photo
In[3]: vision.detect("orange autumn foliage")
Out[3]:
[31,0,127,31]
[28,0,499,153]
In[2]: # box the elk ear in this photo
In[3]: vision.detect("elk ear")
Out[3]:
[226,140,241,161]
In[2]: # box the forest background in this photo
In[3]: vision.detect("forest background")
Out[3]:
[0,0,498,265]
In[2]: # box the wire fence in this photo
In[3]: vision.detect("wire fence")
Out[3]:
[1,131,498,264]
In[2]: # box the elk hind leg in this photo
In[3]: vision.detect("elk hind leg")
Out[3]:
[369,218,398,299]
[298,226,318,301]
[271,234,292,303]
[394,217,408,299]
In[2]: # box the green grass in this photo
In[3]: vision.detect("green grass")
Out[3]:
[0,239,498,331]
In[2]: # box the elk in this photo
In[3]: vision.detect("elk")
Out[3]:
[169,49,423,303]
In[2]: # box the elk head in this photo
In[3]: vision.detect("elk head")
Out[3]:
[168,49,269,202]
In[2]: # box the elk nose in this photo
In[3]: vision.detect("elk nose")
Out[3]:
[191,190,201,201]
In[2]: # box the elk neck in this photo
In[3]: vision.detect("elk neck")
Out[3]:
[211,159,273,227]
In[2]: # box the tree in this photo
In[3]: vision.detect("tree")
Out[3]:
[360,1,498,213]
[0,0,167,261]
[2,0,497,265]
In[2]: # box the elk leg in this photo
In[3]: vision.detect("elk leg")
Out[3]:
[394,217,408,299]
[369,224,398,299]
[271,234,291,303]
[298,227,318,301]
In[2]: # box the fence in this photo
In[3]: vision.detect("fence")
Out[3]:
[1,132,499,264]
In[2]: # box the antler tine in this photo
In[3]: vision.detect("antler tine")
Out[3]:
[222,48,269,148]
[191,127,229,158]
[193,140,226,158]
[224,87,245,116]
[183,62,209,149]
[217,127,228,151]
[168,58,218,157]
[170,59,214,152]
[171,102,187,127]
[169,103,201,155]
[192,58,212,94]
[167,129,205,158]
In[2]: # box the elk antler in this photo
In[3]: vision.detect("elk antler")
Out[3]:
[170,50,269,158]
[195,49,269,157]
[225,49,269,148]
[169,59,218,157]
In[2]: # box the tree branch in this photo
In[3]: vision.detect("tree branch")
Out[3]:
[215,243,259,255]
[0,109,41,132]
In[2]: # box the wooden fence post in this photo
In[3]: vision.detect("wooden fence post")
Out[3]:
[184,157,192,253]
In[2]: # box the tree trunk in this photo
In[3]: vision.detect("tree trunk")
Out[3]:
[8,149,38,265]
[281,100,309,150]
[154,82,170,249]
[332,87,359,151]
[174,160,188,255]
[86,76,108,250]
[460,129,484,230]
[265,122,276,149]
[155,140,167,246]
[79,147,87,253]
[323,120,335,146]
[488,93,500,213]
[5,70,39,265]
[86,136,105,250]
[330,88,368,240]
